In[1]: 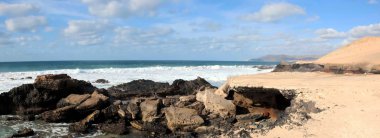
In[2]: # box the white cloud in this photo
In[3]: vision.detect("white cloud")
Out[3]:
[114,26,173,46]
[368,0,378,4]
[81,0,162,18]
[14,35,41,46]
[64,20,110,46]
[0,3,39,17]
[5,16,47,32]
[190,21,221,32]
[241,2,306,22]
[315,28,346,39]
[348,23,380,38]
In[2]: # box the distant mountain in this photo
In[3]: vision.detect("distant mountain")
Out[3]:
[249,55,320,62]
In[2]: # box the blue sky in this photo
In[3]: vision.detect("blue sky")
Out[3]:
[0,0,379,61]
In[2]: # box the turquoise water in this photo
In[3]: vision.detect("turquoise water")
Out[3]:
[0,60,277,72]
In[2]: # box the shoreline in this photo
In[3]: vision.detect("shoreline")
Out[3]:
[0,72,294,137]
[2,71,379,137]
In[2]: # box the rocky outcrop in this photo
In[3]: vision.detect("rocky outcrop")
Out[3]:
[107,77,213,99]
[169,77,214,95]
[229,87,291,110]
[273,62,324,72]
[75,91,109,114]
[164,107,204,132]
[107,80,171,99]
[1,74,301,137]
[0,74,96,115]
[273,62,380,74]
[41,90,110,123]
[196,87,236,118]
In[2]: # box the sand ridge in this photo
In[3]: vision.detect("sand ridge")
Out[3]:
[315,37,380,65]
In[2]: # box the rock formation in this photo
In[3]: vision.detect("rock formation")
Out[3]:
[0,74,96,115]
[1,74,296,137]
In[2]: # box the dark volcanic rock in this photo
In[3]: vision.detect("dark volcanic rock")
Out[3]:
[12,128,35,137]
[273,62,372,74]
[69,110,100,133]
[94,79,109,84]
[0,74,96,115]
[99,119,129,135]
[130,120,168,133]
[273,62,324,72]
[99,105,122,123]
[169,77,215,95]
[107,80,171,99]
[229,87,291,111]
[107,77,214,99]
[126,102,140,120]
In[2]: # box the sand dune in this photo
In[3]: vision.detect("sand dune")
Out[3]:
[315,37,380,65]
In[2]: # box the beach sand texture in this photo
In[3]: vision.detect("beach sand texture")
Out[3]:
[224,72,380,137]
[315,37,380,65]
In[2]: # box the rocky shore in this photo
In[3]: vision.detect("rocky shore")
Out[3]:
[0,74,314,137]
[273,62,380,74]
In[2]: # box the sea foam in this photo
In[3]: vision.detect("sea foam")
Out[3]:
[0,65,273,93]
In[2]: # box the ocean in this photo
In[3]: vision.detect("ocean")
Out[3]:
[0,60,276,93]
[0,60,276,137]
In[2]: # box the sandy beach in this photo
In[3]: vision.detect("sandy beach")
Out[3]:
[223,72,380,137]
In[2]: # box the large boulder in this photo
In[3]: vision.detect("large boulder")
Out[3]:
[75,91,110,114]
[41,105,78,122]
[0,74,96,115]
[169,77,215,95]
[107,80,171,99]
[164,107,204,132]
[140,99,161,122]
[41,90,109,123]
[57,94,91,108]
[196,87,236,118]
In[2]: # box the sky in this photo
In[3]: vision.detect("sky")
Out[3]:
[0,0,379,62]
